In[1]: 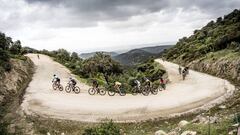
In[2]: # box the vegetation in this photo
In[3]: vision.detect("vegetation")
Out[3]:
[0,32,26,73]
[162,9,240,64]
[113,45,172,66]
[83,121,121,135]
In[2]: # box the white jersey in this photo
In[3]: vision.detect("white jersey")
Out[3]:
[52,76,59,82]
[135,80,141,87]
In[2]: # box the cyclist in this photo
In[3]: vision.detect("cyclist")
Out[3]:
[134,79,141,90]
[159,77,166,90]
[52,74,60,85]
[182,69,187,80]
[69,77,77,88]
[178,66,182,75]
[143,77,151,87]
[114,81,122,92]
[92,79,99,89]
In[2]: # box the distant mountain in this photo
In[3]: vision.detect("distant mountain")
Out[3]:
[80,51,118,59]
[113,45,172,65]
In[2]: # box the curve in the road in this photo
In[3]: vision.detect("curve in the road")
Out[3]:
[21,54,235,122]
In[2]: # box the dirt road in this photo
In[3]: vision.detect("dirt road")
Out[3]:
[21,54,235,122]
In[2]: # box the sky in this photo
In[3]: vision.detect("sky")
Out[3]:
[0,0,240,53]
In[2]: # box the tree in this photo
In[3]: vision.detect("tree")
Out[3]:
[9,40,22,55]
[80,52,123,82]
[56,49,70,63]
[70,52,81,62]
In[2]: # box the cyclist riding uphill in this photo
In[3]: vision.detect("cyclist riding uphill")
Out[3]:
[143,77,151,87]
[114,81,122,91]
[134,79,141,90]
[69,77,77,87]
[92,79,99,89]
[52,74,60,84]
[159,77,166,90]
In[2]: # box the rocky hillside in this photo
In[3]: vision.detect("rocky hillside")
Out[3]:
[0,57,34,134]
[163,9,240,84]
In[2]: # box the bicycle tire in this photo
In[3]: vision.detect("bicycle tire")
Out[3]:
[65,85,71,93]
[58,84,64,91]
[99,88,106,96]
[142,86,149,96]
[74,86,80,94]
[88,88,96,95]
[52,83,57,90]
[108,90,115,96]
[131,87,138,95]
[151,88,158,95]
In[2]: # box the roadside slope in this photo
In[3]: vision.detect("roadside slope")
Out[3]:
[21,54,235,122]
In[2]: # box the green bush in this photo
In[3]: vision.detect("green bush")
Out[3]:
[83,121,121,135]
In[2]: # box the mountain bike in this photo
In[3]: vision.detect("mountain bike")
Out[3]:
[88,87,106,96]
[108,85,126,96]
[52,82,63,91]
[141,85,158,96]
[132,86,144,95]
[65,83,81,94]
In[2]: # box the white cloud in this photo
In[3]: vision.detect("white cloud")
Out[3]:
[1,0,239,53]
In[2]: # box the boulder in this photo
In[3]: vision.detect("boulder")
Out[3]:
[178,120,189,127]
[181,131,197,135]
[155,130,167,135]
[219,105,226,109]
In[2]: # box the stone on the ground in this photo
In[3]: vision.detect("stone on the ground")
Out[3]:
[219,105,226,109]
[181,131,197,135]
[47,132,51,135]
[155,130,167,135]
[178,120,189,127]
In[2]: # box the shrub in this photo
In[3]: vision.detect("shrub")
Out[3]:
[83,121,121,135]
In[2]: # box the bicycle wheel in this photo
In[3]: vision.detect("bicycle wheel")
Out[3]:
[88,88,96,95]
[108,90,115,96]
[151,88,158,95]
[74,86,80,94]
[119,90,126,96]
[52,83,57,90]
[58,84,64,91]
[131,87,138,96]
[65,85,72,93]
[99,88,106,96]
[157,86,163,92]
[141,86,149,96]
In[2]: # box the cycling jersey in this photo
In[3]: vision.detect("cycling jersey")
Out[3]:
[115,81,122,86]
[135,80,141,87]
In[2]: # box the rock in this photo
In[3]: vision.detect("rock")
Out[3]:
[61,133,65,135]
[181,131,197,135]
[165,121,169,124]
[8,124,15,134]
[155,130,167,135]
[209,116,219,124]
[47,132,51,135]
[219,105,226,109]
[178,120,189,127]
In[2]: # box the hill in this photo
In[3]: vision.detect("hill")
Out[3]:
[162,9,240,84]
[113,45,172,65]
[79,51,118,59]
